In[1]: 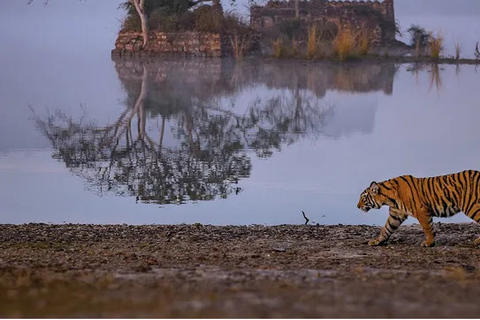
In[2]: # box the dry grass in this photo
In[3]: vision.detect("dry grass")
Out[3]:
[443,266,468,282]
[333,28,356,61]
[272,38,288,58]
[306,25,319,59]
[442,266,478,285]
[429,32,444,61]
[357,30,370,56]
[291,38,301,57]
[305,23,338,59]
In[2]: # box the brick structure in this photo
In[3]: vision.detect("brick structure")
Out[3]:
[112,31,230,57]
[112,30,261,57]
[250,0,395,44]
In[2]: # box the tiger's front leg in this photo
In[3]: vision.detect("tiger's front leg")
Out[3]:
[416,209,435,247]
[369,208,408,246]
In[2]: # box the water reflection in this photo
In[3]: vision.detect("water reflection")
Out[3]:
[406,63,444,92]
[32,59,398,205]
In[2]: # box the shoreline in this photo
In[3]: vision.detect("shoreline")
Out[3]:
[2,222,480,317]
[111,50,480,65]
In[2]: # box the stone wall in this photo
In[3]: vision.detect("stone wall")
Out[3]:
[250,0,395,44]
[112,31,229,57]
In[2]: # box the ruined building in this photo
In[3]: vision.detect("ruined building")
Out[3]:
[250,0,396,44]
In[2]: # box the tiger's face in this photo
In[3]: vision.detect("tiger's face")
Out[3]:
[357,181,382,212]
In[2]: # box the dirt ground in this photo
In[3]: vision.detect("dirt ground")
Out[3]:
[1,223,480,318]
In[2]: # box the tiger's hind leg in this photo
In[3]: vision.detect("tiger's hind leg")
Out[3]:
[464,203,480,245]
[475,237,480,246]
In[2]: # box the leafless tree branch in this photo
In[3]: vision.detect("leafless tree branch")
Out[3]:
[302,211,309,225]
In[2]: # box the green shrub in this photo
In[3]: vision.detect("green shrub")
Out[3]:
[193,6,223,32]
[277,20,306,41]
[407,24,429,47]
[121,14,141,32]
[149,8,179,31]
[223,11,250,33]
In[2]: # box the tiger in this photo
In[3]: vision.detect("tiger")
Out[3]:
[357,170,480,247]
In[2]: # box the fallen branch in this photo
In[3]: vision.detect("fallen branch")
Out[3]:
[302,211,309,225]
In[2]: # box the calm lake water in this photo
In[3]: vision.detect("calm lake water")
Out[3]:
[1,54,480,226]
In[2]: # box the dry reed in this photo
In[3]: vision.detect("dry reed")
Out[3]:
[429,32,444,61]
[333,28,355,60]
[273,38,288,58]
[306,25,319,59]
[357,30,370,56]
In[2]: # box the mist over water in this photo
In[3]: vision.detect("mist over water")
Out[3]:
[1,55,480,225]
[1,0,479,225]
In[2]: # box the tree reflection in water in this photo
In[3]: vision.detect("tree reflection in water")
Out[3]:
[32,59,397,205]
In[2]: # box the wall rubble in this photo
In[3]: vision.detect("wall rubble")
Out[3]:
[250,0,396,45]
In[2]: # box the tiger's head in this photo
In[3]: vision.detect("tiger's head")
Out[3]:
[357,181,383,212]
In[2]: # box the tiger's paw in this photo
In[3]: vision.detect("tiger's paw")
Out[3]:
[368,239,383,246]
[473,238,480,246]
[421,240,436,247]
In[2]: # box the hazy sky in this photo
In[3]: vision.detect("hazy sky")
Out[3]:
[394,0,480,16]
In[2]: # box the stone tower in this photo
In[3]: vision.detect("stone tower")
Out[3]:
[384,0,396,41]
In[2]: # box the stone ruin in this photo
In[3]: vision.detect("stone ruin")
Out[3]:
[113,0,396,57]
[250,0,396,45]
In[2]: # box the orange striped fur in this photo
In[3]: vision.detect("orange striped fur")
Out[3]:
[357,170,480,247]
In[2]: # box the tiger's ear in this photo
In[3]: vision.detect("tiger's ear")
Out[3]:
[369,181,379,195]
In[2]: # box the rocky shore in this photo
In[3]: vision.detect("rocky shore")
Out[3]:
[1,223,480,317]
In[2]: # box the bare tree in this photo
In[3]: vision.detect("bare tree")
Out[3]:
[129,0,149,47]
[122,0,222,48]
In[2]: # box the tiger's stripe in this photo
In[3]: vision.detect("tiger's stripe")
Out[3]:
[357,170,480,247]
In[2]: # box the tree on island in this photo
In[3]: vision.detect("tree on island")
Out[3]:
[28,0,228,48]
[127,0,149,47]
[407,24,429,48]
[121,0,228,47]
